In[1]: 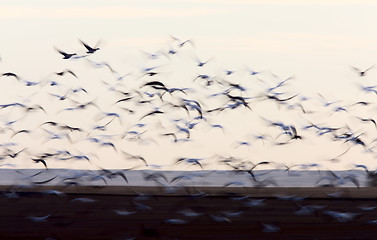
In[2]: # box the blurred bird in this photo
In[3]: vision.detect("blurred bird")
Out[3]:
[351,65,375,77]
[80,39,100,54]
[55,48,77,59]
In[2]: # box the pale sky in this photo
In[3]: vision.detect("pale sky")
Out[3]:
[1,0,376,91]
[1,0,377,171]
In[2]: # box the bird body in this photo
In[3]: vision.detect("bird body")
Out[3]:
[80,40,100,54]
[56,48,77,59]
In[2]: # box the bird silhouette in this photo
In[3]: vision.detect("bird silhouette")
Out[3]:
[80,39,100,54]
[351,65,375,77]
[55,48,77,59]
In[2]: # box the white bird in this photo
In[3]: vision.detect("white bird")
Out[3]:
[164,219,188,224]
[113,210,136,216]
[42,190,65,196]
[323,210,360,222]
[71,197,97,203]
[358,205,377,211]
[209,214,231,223]
[244,199,266,207]
[221,211,244,217]
[28,214,52,222]
[294,204,325,215]
[177,208,204,217]
[261,223,280,233]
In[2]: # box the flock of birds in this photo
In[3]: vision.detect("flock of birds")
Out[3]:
[14,187,377,239]
[1,36,377,238]
[0,36,376,188]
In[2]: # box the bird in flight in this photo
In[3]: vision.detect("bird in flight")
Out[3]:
[55,47,77,59]
[351,65,375,77]
[54,69,78,78]
[193,55,213,67]
[80,39,100,54]
[2,72,19,80]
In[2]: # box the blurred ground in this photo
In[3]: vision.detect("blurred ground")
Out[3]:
[1,186,377,239]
